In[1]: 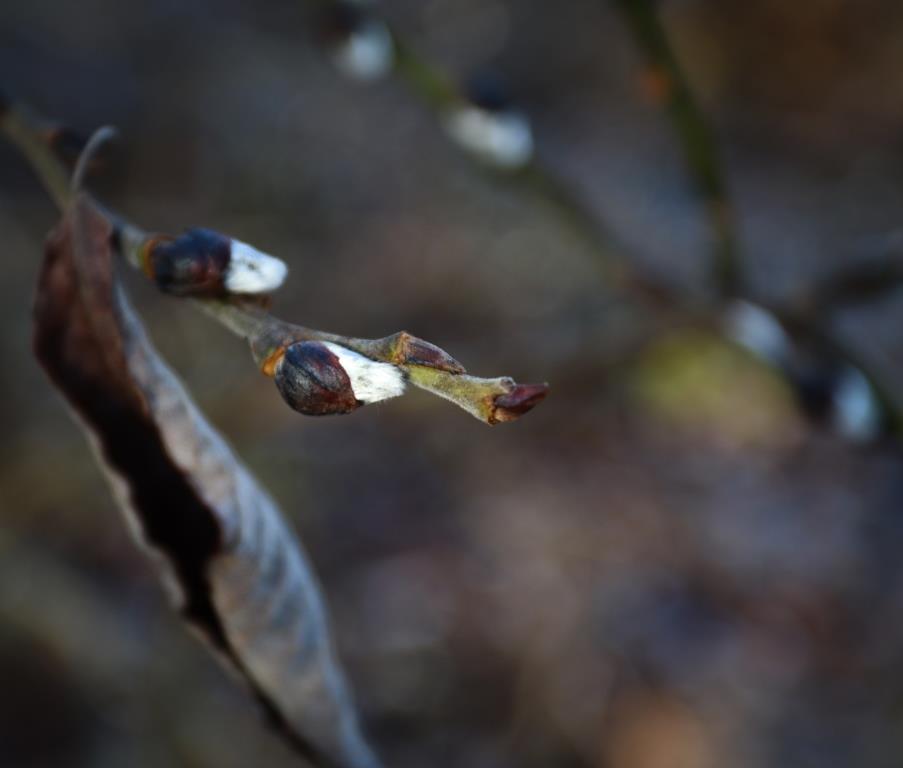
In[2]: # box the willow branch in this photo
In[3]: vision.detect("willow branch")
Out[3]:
[323,0,902,436]
[792,260,903,316]
[310,0,679,309]
[390,48,625,286]
[613,0,741,297]
[2,98,548,426]
[7,93,901,437]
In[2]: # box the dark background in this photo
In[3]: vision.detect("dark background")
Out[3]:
[3,1,903,766]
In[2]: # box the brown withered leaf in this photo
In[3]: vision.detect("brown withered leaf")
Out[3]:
[33,194,381,768]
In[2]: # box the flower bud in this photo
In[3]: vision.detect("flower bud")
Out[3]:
[274,341,406,416]
[722,300,790,366]
[792,364,883,443]
[320,3,393,82]
[831,367,881,441]
[445,74,534,169]
[143,228,287,297]
[721,300,884,443]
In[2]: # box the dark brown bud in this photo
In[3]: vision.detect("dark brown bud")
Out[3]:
[141,229,287,297]
[490,383,549,424]
[143,228,231,296]
[274,341,360,416]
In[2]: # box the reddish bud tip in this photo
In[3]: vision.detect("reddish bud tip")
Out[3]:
[395,332,466,374]
[491,383,549,424]
[274,341,360,416]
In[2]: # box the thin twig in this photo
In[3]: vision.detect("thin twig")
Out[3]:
[310,0,679,307]
[613,0,741,297]
[793,260,903,317]
[2,100,548,426]
[1,103,72,210]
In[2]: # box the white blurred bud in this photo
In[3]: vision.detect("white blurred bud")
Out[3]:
[444,105,534,169]
[332,20,394,82]
[831,367,881,442]
[723,300,790,366]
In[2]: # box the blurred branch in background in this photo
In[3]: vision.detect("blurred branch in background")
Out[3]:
[793,257,903,317]
[313,0,675,307]
[304,0,903,442]
[612,0,741,297]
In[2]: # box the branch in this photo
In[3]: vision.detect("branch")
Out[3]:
[793,259,903,316]
[325,0,903,440]
[7,40,902,443]
[1,98,548,426]
[8,94,898,439]
[199,300,548,425]
[310,0,679,308]
[613,0,741,297]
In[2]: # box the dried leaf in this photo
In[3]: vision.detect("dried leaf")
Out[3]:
[33,195,381,768]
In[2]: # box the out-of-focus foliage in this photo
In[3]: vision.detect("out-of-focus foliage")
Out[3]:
[631,330,802,448]
[3,1,903,767]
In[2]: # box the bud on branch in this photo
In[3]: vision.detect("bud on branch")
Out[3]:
[274,340,404,416]
[0,100,549,427]
[121,227,288,297]
[201,301,549,425]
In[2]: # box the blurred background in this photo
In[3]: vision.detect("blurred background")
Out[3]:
[4,1,903,766]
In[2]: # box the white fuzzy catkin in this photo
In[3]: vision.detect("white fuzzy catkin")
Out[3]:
[723,300,790,366]
[323,342,406,404]
[333,21,393,82]
[225,240,289,294]
[832,367,881,442]
[445,106,534,169]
